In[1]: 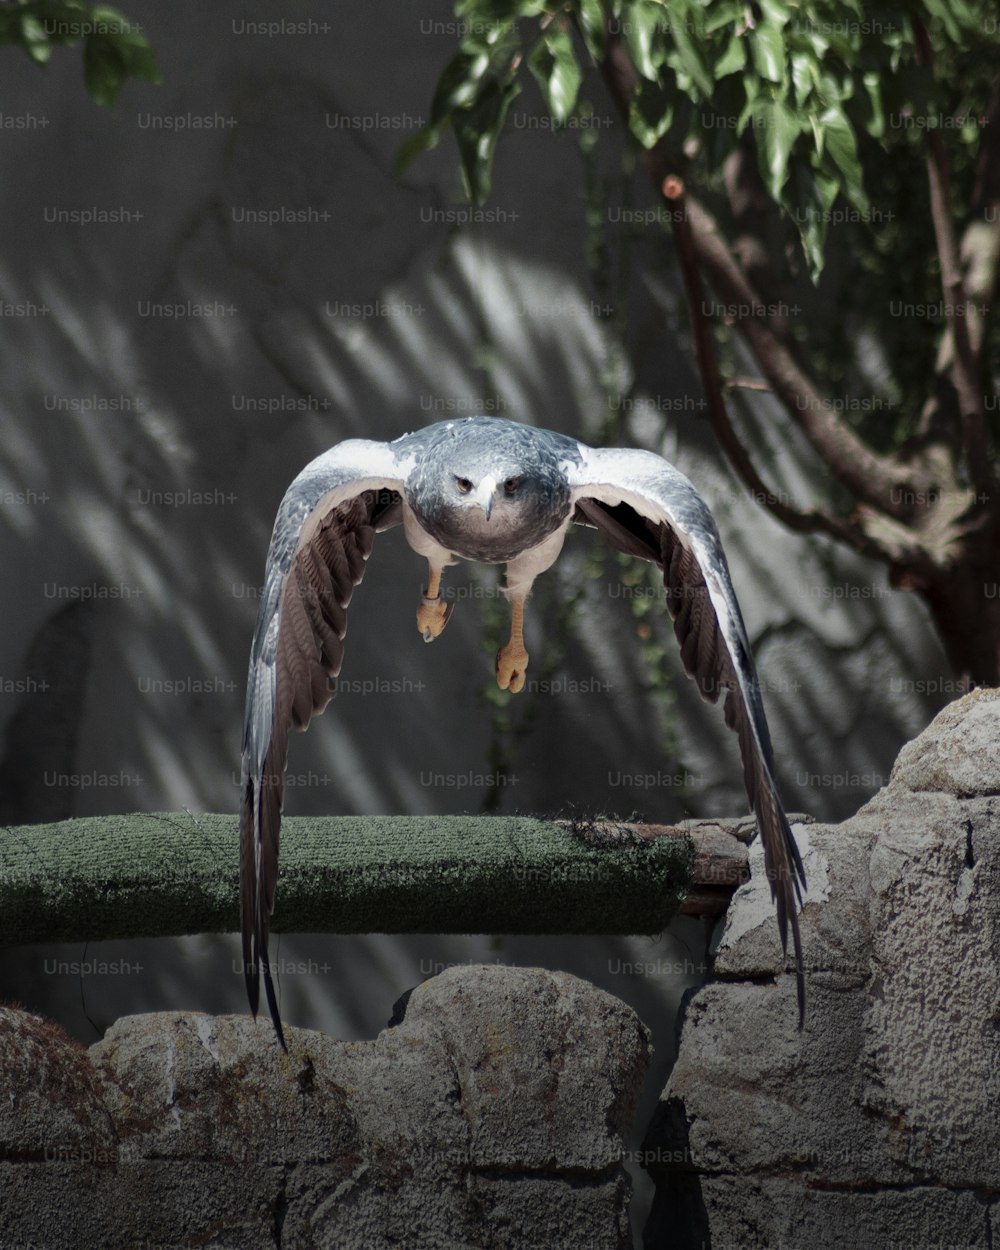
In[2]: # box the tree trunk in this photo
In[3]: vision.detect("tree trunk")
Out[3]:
[923,545,1000,687]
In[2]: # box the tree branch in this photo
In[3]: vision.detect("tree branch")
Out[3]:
[966,70,1000,410]
[656,174,895,562]
[913,19,991,500]
[597,25,919,523]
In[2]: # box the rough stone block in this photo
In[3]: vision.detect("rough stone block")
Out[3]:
[1,965,650,1249]
[645,690,1000,1249]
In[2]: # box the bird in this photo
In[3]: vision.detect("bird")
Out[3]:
[240,416,806,1047]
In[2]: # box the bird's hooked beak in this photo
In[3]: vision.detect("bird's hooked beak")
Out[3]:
[471,476,497,520]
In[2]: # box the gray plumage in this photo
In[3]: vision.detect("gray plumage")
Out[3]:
[404,419,575,561]
[240,416,806,1047]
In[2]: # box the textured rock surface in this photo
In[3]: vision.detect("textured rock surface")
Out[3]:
[645,688,1000,1249]
[0,964,649,1249]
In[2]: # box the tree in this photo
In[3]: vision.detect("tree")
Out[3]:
[399,0,1000,686]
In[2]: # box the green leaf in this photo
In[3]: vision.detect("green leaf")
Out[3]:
[670,10,713,96]
[575,0,606,59]
[860,69,885,139]
[801,28,829,61]
[19,13,52,64]
[91,7,159,83]
[21,2,84,47]
[820,30,856,63]
[758,0,791,28]
[624,1,665,80]
[751,96,800,199]
[809,111,823,156]
[786,161,839,280]
[818,104,866,207]
[394,119,448,176]
[703,0,746,34]
[453,77,521,203]
[816,65,847,106]
[71,5,160,103]
[83,32,127,105]
[628,77,673,147]
[740,67,760,111]
[714,31,746,79]
[750,20,785,83]
[527,25,581,122]
[430,47,492,123]
[3,1,158,102]
[790,50,816,104]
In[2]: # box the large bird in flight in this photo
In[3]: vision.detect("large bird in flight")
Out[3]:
[240,416,806,1046]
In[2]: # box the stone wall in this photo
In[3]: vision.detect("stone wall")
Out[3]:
[645,689,1000,1249]
[0,966,649,1250]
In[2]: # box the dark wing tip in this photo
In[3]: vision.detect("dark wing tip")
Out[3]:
[241,773,287,1049]
[240,778,261,1016]
[258,926,288,1052]
[791,906,806,1031]
[771,831,807,1030]
[243,944,259,1017]
[768,812,807,1029]
[784,818,807,1028]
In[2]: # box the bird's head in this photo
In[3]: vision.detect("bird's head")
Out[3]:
[406,419,573,562]
[448,464,528,523]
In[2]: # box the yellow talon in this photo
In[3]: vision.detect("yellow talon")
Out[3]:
[416,566,453,642]
[417,594,453,642]
[495,640,529,692]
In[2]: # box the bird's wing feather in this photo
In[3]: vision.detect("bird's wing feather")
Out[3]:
[564,444,806,1021]
[240,438,409,1046]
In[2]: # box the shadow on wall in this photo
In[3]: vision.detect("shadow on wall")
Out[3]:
[0,218,950,828]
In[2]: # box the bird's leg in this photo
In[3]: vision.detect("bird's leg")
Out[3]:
[416,562,453,642]
[496,595,529,693]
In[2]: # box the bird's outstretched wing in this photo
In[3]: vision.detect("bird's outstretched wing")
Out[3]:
[240,439,409,1046]
[564,444,806,1023]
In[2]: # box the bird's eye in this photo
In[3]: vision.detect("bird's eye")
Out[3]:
[455,477,473,494]
[503,476,523,495]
